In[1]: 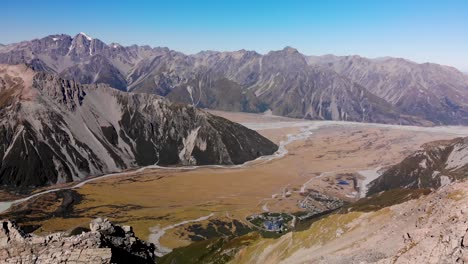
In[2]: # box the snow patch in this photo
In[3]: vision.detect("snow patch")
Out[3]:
[79,32,92,41]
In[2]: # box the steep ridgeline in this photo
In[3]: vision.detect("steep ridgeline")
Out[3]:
[0,33,164,92]
[308,55,468,125]
[0,64,277,191]
[367,137,468,195]
[1,33,457,125]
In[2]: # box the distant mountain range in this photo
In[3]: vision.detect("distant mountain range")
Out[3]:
[0,64,277,191]
[2,33,468,125]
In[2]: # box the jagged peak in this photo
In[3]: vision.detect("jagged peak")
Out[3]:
[266,46,302,57]
[77,32,93,41]
[194,50,220,56]
[32,71,88,110]
[232,49,259,56]
[282,46,299,54]
[110,42,122,49]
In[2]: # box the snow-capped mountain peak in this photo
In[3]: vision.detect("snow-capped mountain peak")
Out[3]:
[78,32,93,41]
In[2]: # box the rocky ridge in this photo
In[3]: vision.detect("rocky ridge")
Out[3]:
[0,64,278,191]
[0,218,155,263]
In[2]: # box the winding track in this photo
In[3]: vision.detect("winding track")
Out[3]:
[148,213,215,257]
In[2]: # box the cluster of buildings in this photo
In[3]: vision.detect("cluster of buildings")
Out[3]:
[247,213,292,232]
[298,190,344,220]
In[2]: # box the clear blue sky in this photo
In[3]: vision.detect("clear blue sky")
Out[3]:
[2,0,468,71]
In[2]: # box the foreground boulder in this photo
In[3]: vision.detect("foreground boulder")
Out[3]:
[0,218,155,263]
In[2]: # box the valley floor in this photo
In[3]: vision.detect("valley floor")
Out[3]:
[2,111,468,257]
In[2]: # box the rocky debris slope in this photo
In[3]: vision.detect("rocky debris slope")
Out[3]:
[230,181,468,264]
[367,137,468,195]
[0,64,278,191]
[0,218,155,263]
[3,33,468,124]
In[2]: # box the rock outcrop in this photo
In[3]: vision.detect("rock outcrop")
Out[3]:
[0,218,155,263]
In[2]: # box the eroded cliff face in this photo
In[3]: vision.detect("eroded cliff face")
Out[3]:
[0,64,278,191]
[0,218,156,263]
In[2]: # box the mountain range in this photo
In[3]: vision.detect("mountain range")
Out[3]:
[0,64,277,191]
[2,33,468,125]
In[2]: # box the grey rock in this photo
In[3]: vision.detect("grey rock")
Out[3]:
[0,218,155,263]
[90,218,115,234]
